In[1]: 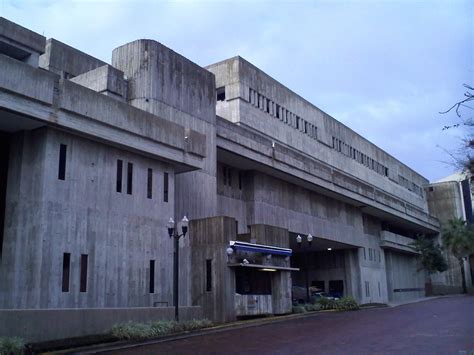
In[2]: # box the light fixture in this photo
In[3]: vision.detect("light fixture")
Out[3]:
[260,268,277,272]
[327,248,332,251]
[226,247,234,256]
[296,235,302,244]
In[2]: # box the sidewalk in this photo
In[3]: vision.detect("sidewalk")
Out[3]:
[387,294,465,308]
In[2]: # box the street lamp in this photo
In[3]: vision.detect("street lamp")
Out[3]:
[296,234,313,303]
[167,215,189,322]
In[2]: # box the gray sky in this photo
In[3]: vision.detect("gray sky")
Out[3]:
[2,0,472,182]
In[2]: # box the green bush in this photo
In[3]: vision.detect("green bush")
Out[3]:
[0,337,25,355]
[292,305,307,314]
[304,303,322,312]
[316,298,337,310]
[334,296,359,311]
[110,319,212,341]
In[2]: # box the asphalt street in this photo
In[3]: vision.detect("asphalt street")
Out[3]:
[105,296,474,355]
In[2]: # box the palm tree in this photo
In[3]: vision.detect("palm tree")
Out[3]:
[442,218,474,293]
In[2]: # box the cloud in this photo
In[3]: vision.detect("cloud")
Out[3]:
[2,0,472,181]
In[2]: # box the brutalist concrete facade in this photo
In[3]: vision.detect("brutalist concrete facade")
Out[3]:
[0,17,446,341]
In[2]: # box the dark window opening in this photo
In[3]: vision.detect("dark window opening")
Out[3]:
[238,171,243,190]
[429,186,434,192]
[216,87,225,102]
[363,248,366,260]
[235,267,271,295]
[0,133,10,257]
[266,99,271,113]
[149,260,155,293]
[116,159,123,193]
[223,166,227,185]
[127,162,133,195]
[227,167,232,187]
[147,168,153,199]
[275,104,280,118]
[206,259,212,292]
[80,254,88,292]
[58,144,67,180]
[62,253,71,292]
[163,172,169,202]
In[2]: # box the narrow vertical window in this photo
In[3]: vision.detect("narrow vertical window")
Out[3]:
[223,166,227,185]
[163,172,169,202]
[58,144,67,180]
[378,282,381,297]
[363,248,366,260]
[116,159,123,193]
[147,168,153,199]
[127,162,133,195]
[206,259,212,292]
[149,260,155,293]
[62,253,71,292]
[238,171,243,190]
[80,254,88,292]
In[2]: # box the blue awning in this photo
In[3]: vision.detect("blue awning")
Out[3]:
[229,241,292,256]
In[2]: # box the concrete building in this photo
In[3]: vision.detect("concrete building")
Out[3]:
[0,17,445,341]
[427,172,474,294]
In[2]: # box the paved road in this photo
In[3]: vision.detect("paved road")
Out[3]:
[107,296,474,355]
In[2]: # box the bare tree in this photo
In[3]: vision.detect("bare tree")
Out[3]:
[440,84,474,175]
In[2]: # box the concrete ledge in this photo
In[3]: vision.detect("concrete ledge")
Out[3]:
[0,306,202,343]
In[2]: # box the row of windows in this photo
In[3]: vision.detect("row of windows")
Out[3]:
[247,88,318,140]
[398,175,423,197]
[363,247,381,263]
[56,144,169,202]
[115,160,169,202]
[222,166,243,190]
[331,137,424,198]
[62,253,88,293]
[332,137,389,177]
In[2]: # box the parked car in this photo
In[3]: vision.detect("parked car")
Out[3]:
[292,286,336,304]
[312,291,339,301]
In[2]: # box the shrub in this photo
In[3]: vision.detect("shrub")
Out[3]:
[110,319,212,341]
[0,337,25,355]
[304,303,322,312]
[316,298,337,310]
[292,305,307,314]
[334,296,359,311]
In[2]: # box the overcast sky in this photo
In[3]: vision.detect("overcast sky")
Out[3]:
[2,0,472,182]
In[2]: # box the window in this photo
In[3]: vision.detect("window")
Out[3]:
[80,254,88,292]
[163,172,169,202]
[58,144,67,180]
[206,259,212,292]
[227,167,232,187]
[127,162,133,195]
[216,87,225,101]
[363,248,366,260]
[369,248,372,261]
[149,260,155,293]
[147,168,153,199]
[236,267,271,295]
[238,171,243,190]
[275,104,280,119]
[266,99,270,113]
[378,282,381,297]
[116,159,123,193]
[365,281,370,297]
[223,166,227,185]
[62,253,71,292]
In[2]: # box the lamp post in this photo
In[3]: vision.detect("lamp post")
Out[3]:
[167,216,189,322]
[296,234,313,303]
